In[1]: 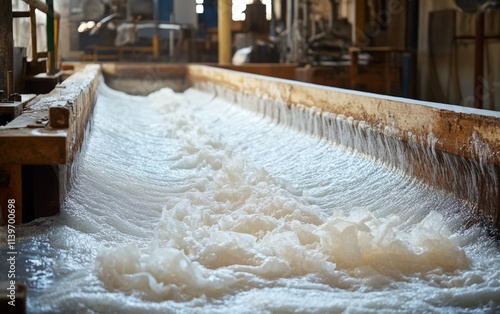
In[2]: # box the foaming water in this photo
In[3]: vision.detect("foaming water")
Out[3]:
[1,80,499,313]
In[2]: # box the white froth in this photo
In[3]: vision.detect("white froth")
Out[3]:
[1,80,499,313]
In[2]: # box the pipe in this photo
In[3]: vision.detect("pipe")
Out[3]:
[218,0,232,65]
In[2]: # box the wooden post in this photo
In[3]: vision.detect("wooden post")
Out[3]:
[218,0,232,64]
[46,0,56,75]
[54,16,60,69]
[7,71,14,97]
[30,6,38,61]
[349,48,359,90]
[355,0,366,47]
[0,0,14,93]
[474,13,485,109]
[153,34,160,59]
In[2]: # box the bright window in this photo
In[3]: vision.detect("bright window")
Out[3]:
[196,0,204,15]
[232,0,272,21]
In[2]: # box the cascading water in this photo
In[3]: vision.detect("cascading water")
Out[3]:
[1,79,499,313]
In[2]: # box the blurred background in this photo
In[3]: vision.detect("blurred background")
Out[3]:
[2,0,500,110]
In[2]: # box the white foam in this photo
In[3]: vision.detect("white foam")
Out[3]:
[3,80,499,313]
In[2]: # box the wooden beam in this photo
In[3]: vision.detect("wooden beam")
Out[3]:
[0,0,14,92]
[474,13,485,109]
[186,65,500,167]
[13,11,30,18]
[0,65,100,165]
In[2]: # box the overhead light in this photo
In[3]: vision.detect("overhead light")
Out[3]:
[77,21,97,33]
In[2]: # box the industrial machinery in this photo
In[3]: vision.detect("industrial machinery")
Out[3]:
[78,0,195,61]
[280,0,352,65]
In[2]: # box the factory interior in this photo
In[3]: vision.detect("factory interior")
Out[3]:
[0,0,499,107]
[1,0,500,313]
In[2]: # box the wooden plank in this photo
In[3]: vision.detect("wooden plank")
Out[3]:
[0,131,67,164]
[0,102,23,117]
[30,6,37,61]
[13,11,30,18]
[0,96,36,120]
[0,65,100,165]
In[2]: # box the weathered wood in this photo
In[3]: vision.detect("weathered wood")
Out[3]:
[49,103,70,128]
[0,0,13,93]
[0,65,99,165]
[13,11,30,18]
[0,131,67,164]
[0,65,98,225]
[186,65,500,167]
[0,94,37,123]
